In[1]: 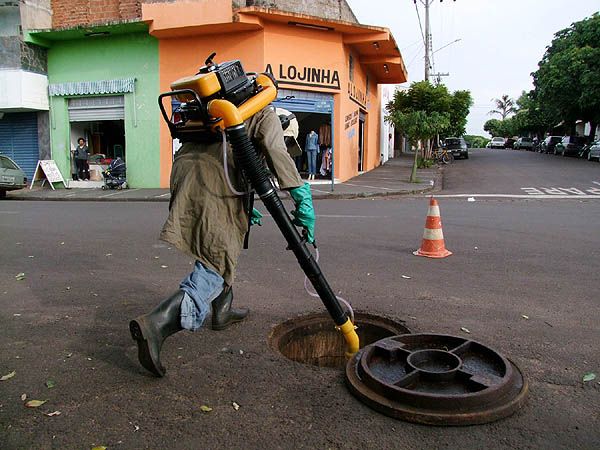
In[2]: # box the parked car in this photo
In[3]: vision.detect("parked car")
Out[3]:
[490,137,505,149]
[443,137,469,159]
[514,137,534,150]
[540,136,562,154]
[554,135,586,156]
[587,141,600,161]
[0,155,28,198]
[504,137,516,149]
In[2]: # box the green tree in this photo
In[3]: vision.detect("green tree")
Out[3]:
[483,118,504,137]
[532,13,600,137]
[489,95,516,119]
[387,81,471,182]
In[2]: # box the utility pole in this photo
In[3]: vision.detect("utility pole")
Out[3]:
[416,0,456,81]
[424,0,431,81]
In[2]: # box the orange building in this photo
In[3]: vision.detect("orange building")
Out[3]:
[143,1,407,187]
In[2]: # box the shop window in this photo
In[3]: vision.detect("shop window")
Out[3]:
[349,54,354,82]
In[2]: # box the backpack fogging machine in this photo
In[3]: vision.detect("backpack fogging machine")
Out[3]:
[158,54,359,357]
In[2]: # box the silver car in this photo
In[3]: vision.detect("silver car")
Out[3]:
[588,141,600,161]
[0,155,28,198]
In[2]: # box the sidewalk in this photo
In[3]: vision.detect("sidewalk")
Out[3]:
[8,154,439,202]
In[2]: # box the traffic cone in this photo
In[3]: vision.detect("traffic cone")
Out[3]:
[413,197,452,258]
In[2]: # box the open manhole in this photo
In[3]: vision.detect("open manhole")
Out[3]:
[269,312,410,368]
[346,333,529,425]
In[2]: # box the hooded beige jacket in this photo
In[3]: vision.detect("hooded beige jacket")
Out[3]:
[160,107,303,286]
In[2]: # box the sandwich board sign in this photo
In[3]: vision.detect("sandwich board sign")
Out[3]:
[30,160,68,190]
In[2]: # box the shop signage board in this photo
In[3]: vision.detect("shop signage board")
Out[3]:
[30,160,67,190]
[265,64,340,90]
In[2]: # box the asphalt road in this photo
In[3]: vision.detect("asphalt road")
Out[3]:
[1,149,599,449]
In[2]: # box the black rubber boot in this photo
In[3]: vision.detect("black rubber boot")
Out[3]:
[211,287,249,331]
[129,291,184,377]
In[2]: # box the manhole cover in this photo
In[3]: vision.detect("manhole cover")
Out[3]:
[346,333,528,425]
[269,312,410,368]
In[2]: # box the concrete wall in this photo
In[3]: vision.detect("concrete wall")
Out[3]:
[235,0,357,22]
[47,32,160,187]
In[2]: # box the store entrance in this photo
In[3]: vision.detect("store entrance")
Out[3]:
[294,112,332,180]
[358,111,365,172]
[69,120,125,180]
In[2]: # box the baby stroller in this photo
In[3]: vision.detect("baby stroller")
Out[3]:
[102,157,127,190]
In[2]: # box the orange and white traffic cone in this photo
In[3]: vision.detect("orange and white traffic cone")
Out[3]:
[413,197,452,258]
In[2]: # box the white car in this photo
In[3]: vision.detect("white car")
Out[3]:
[490,137,506,149]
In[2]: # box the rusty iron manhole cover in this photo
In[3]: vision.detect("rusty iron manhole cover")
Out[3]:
[346,334,528,425]
[269,312,410,368]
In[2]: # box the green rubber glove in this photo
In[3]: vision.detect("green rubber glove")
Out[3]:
[289,182,315,243]
[250,208,263,226]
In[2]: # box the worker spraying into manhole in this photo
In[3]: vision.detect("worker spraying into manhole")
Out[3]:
[129,54,358,377]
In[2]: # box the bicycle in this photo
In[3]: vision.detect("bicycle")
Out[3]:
[431,147,454,165]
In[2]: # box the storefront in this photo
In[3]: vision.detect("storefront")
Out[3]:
[144,1,407,187]
[27,23,160,187]
[26,3,406,188]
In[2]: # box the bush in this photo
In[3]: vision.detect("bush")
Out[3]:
[417,157,434,169]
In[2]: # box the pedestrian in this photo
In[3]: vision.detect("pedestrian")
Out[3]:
[74,137,90,181]
[129,105,315,377]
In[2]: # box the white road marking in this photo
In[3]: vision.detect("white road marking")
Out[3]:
[155,192,170,198]
[343,183,396,191]
[593,181,600,186]
[434,194,600,199]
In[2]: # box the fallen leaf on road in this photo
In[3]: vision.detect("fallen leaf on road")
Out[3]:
[13,313,21,317]
[45,380,56,389]
[15,273,25,281]
[200,405,213,413]
[46,411,61,417]
[60,242,64,245]
[583,373,596,382]
[21,393,26,401]
[460,327,471,334]
[154,256,159,259]
[25,400,47,408]
[409,316,417,320]
[401,275,411,279]
[161,265,168,268]
[28,255,35,258]
[521,315,529,320]
[66,353,73,358]
[134,425,139,431]
[232,402,240,411]
[1,371,16,381]
[91,447,107,450]
[105,253,112,257]
[66,286,71,290]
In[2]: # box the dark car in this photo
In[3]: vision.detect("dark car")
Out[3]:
[504,137,516,149]
[554,135,586,157]
[443,137,469,159]
[540,136,562,154]
[0,155,28,198]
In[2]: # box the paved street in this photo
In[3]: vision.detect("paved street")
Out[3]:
[1,149,599,449]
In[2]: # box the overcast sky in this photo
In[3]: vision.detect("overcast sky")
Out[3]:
[346,0,599,136]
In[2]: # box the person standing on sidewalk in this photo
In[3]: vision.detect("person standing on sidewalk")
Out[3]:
[129,106,316,377]
[74,138,90,181]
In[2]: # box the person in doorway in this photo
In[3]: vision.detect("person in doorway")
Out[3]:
[305,130,319,180]
[129,106,316,377]
[74,137,90,181]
